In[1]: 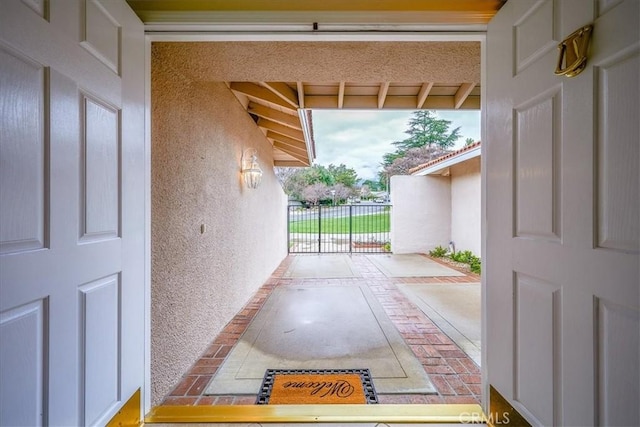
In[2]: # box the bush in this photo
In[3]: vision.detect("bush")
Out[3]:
[429,245,448,257]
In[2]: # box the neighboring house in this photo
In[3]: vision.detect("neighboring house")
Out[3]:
[391,142,481,256]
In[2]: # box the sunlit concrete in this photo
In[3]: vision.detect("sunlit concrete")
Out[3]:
[366,254,465,277]
[205,284,435,395]
[283,254,360,278]
[399,283,481,365]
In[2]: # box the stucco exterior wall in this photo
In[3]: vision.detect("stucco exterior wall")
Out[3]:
[151,56,287,405]
[450,157,481,256]
[391,175,451,254]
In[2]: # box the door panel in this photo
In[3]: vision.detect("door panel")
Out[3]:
[486,0,639,425]
[0,0,145,425]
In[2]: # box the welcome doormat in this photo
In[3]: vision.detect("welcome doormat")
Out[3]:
[256,369,378,405]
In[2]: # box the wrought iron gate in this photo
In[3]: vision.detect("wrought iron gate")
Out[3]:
[287,204,391,253]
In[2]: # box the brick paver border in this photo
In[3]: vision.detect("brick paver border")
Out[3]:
[161,254,482,405]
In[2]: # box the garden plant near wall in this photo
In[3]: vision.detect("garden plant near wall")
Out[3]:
[429,246,481,274]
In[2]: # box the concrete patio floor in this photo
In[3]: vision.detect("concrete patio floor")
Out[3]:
[161,254,482,406]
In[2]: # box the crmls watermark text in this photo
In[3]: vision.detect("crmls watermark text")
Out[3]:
[460,411,511,424]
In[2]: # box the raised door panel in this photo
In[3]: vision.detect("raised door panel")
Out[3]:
[0,46,48,255]
[514,90,562,241]
[595,49,639,252]
[596,298,640,425]
[81,0,121,74]
[81,94,120,241]
[0,300,47,427]
[80,275,120,426]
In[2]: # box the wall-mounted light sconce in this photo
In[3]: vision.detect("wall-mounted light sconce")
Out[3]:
[241,148,263,189]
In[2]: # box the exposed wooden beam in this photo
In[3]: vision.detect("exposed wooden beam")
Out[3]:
[248,103,301,129]
[296,82,305,109]
[378,82,390,109]
[262,82,299,108]
[305,95,480,110]
[454,83,476,109]
[274,160,307,167]
[273,148,310,165]
[266,131,307,151]
[258,118,305,141]
[230,82,296,112]
[416,82,434,108]
[338,81,345,109]
[273,141,309,161]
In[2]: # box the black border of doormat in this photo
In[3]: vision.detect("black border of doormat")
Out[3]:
[256,368,378,404]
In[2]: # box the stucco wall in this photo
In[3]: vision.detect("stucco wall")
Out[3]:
[151,55,287,405]
[450,157,481,256]
[391,175,451,254]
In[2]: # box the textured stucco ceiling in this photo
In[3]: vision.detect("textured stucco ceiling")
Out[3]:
[152,41,480,83]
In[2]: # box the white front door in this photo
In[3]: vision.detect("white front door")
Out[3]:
[485,0,639,425]
[0,0,145,425]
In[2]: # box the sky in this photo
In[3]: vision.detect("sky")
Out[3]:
[312,110,481,181]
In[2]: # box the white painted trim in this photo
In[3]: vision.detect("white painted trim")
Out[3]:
[413,146,481,176]
[297,110,315,162]
[145,32,485,42]
[143,34,152,414]
[479,33,488,414]
[145,24,488,33]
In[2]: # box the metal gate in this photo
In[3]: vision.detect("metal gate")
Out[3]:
[288,204,391,253]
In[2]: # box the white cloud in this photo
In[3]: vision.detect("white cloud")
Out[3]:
[312,110,480,180]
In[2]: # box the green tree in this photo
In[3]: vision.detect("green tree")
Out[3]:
[465,137,476,146]
[327,164,358,188]
[391,110,461,153]
[380,110,460,178]
[361,179,381,192]
[276,163,360,202]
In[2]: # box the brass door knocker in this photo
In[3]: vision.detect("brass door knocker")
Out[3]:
[555,24,593,77]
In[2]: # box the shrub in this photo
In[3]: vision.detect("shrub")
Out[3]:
[429,245,448,257]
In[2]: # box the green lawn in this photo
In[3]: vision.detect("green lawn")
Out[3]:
[289,212,390,234]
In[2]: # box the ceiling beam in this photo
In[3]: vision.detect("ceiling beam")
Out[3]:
[248,103,301,129]
[416,82,434,108]
[305,94,480,110]
[454,83,476,109]
[378,82,390,109]
[297,82,305,108]
[273,141,309,160]
[261,82,299,108]
[338,82,345,109]
[259,118,305,141]
[267,131,307,151]
[273,140,308,156]
[274,160,307,167]
[230,82,296,112]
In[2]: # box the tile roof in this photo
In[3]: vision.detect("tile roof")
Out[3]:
[409,141,481,175]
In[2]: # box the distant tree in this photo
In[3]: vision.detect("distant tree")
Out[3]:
[391,110,461,153]
[327,164,358,188]
[383,145,450,177]
[276,163,360,201]
[330,183,352,203]
[302,183,329,205]
[380,110,459,179]
[465,137,476,146]
[361,179,381,192]
[359,184,372,199]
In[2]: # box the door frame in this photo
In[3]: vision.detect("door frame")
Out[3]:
[143,30,488,419]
